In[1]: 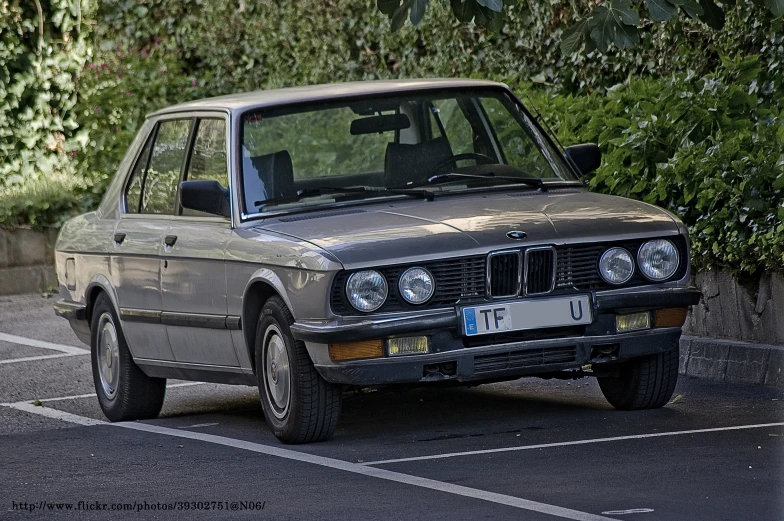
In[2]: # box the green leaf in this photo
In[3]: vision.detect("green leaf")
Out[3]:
[451,0,476,21]
[587,0,639,52]
[697,0,725,29]
[759,0,784,17]
[612,20,640,49]
[410,0,429,24]
[391,2,412,30]
[477,0,503,12]
[588,6,613,53]
[647,0,678,21]
[670,0,704,17]
[560,19,589,56]
[611,0,641,25]
[377,0,400,15]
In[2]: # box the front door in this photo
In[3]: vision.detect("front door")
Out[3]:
[112,118,193,361]
[160,117,239,367]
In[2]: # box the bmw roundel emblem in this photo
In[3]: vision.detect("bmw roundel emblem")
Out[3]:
[506,230,527,240]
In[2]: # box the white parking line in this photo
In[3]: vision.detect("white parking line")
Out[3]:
[359,422,784,466]
[3,402,105,426]
[1,382,205,405]
[0,332,88,354]
[118,422,620,521]
[3,402,621,521]
[601,509,654,515]
[0,352,88,365]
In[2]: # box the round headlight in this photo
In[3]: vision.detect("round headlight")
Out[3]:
[599,247,635,285]
[346,270,388,312]
[398,267,435,304]
[637,239,679,281]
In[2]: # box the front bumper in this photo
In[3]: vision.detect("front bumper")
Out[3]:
[315,327,682,386]
[301,286,699,386]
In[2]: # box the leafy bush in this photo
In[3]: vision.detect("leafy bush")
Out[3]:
[1,0,782,278]
[0,1,89,190]
[523,55,784,275]
[72,43,200,201]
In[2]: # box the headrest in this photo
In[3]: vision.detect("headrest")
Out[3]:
[384,137,454,187]
[250,150,294,200]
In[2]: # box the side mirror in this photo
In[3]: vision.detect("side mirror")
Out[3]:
[180,180,230,217]
[564,143,601,176]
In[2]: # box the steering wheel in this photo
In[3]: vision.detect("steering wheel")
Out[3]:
[424,152,497,180]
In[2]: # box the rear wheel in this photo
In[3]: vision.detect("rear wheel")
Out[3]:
[91,294,166,421]
[597,349,679,410]
[255,297,341,444]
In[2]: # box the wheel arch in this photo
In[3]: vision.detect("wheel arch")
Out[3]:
[242,270,295,374]
[84,275,120,328]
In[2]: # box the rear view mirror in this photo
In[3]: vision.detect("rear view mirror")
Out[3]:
[564,143,601,176]
[350,113,411,135]
[180,180,230,217]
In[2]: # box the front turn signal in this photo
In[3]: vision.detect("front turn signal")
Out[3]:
[328,339,384,362]
[654,308,689,328]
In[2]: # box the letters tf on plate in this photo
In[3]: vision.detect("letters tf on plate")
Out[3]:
[462,295,592,336]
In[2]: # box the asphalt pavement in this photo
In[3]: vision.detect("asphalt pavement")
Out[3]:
[1,293,782,520]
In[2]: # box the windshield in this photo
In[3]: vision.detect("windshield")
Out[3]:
[240,88,578,216]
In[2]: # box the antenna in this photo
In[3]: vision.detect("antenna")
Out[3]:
[523,94,566,154]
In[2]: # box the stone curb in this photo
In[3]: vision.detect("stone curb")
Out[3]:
[680,335,783,388]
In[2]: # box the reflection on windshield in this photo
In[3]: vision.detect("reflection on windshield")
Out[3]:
[240,89,578,216]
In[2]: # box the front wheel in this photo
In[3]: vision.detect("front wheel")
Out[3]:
[255,297,341,444]
[91,293,166,421]
[597,349,679,410]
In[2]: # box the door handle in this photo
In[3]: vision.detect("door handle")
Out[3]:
[164,235,178,247]
[113,232,126,244]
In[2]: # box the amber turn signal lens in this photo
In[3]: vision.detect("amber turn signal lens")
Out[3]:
[654,308,689,328]
[328,339,384,362]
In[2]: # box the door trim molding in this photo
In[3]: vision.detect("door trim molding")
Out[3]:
[120,308,241,330]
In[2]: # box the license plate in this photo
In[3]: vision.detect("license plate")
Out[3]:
[462,295,592,336]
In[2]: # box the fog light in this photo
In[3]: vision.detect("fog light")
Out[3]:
[328,339,384,362]
[654,308,689,328]
[387,336,429,356]
[616,312,650,332]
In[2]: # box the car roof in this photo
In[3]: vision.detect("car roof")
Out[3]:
[147,78,509,117]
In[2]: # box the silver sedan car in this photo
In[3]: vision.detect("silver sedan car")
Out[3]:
[54,79,700,443]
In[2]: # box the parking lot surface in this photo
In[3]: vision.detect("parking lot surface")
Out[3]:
[1,293,782,520]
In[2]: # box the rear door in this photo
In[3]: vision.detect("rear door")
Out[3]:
[160,116,239,367]
[112,117,192,361]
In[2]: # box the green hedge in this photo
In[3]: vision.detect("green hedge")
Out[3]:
[1,0,782,277]
[522,55,784,275]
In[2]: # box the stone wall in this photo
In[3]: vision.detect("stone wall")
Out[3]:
[683,271,784,345]
[0,228,58,296]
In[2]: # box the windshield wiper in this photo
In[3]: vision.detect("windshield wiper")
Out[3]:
[255,186,435,207]
[426,172,545,189]
[255,186,368,207]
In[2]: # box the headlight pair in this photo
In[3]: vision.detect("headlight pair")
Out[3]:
[599,239,679,285]
[346,267,434,312]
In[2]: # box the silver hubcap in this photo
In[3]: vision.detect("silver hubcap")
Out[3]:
[96,312,120,399]
[263,325,291,419]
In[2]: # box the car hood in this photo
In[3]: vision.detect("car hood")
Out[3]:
[256,189,680,268]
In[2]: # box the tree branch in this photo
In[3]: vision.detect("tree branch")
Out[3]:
[34,0,44,55]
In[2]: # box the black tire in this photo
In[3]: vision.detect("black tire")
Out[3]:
[90,293,166,421]
[255,296,341,444]
[597,349,679,410]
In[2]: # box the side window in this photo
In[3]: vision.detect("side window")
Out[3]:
[141,119,191,214]
[125,132,154,213]
[182,118,229,216]
[186,119,228,186]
